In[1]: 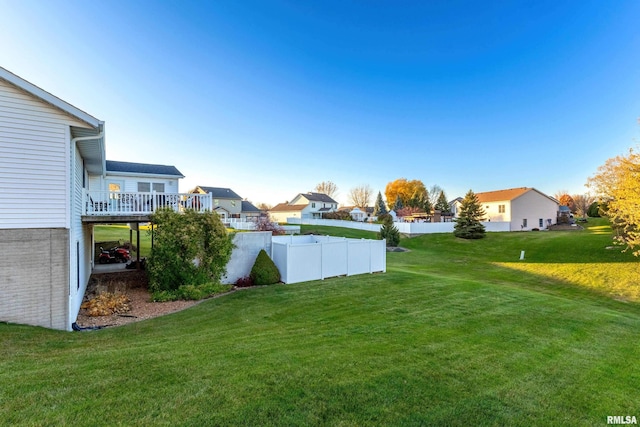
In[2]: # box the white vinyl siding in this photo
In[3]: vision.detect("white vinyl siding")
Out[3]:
[69,143,92,324]
[0,78,90,228]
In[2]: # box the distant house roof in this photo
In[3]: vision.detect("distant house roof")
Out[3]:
[297,192,338,204]
[475,187,557,204]
[106,160,184,178]
[241,200,262,213]
[270,203,307,212]
[194,186,242,199]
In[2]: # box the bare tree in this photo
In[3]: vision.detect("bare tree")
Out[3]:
[348,184,373,208]
[572,193,594,218]
[428,184,444,207]
[256,202,272,211]
[315,181,339,199]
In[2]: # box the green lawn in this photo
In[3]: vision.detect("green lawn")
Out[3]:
[2,218,640,425]
[94,224,153,257]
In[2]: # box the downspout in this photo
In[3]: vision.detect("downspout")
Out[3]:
[69,127,105,329]
[71,126,106,215]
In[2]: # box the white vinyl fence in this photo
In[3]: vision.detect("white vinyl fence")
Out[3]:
[286,218,510,234]
[272,235,386,284]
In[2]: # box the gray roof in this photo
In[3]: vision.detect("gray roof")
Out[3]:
[106,160,184,178]
[197,186,242,199]
[241,200,262,212]
[299,192,338,204]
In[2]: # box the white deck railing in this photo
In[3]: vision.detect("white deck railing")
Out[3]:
[84,191,213,216]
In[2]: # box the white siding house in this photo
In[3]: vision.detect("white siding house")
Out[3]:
[270,192,339,222]
[0,67,105,330]
[474,187,559,231]
[189,186,262,221]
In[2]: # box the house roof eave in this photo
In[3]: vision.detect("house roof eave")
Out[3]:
[0,66,102,129]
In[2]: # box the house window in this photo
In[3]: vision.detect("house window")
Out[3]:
[522,219,528,228]
[312,203,316,208]
[231,200,236,207]
[539,218,543,227]
[498,205,505,213]
[137,182,165,192]
[214,199,219,206]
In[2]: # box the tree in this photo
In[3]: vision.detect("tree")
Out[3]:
[393,196,403,211]
[348,184,373,208]
[572,193,594,218]
[385,178,428,211]
[554,190,576,213]
[587,146,640,256]
[435,190,450,213]
[587,201,601,217]
[254,213,285,235]
[256,202,272,211]
[373,191,387,216]
[453,190,486,239]
[378,215,400,247]
[428,185,444,208]
[315,181,338,199]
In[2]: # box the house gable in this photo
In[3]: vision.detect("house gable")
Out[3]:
[0,71,103,228]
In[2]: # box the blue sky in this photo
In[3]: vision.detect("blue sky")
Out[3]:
[1,0,639,206]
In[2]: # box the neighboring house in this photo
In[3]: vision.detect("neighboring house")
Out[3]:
[269,192,339,222]
[339,206,375,222]
[0,67,106,330]
[460,187,558,231]
[449,197,463,218]
[190,186,261,221]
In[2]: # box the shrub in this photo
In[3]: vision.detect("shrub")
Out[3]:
[235,276,254,288]
[323,211,352,220]
[376,213,392,224]
[147,208,234,296]
[250,250,281,285]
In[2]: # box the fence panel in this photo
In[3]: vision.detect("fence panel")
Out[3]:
[347,240,372,275]
[370,240,387,273]
[287,243,323,284]
[271,242,289,283]
[321,241,348,279]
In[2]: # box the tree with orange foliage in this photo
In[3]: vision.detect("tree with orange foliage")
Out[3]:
[554,191,576,213]
[385,178,429,211]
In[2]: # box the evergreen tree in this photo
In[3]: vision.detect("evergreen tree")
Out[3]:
[378,215,400,247]
[373,191,388,216]
[435,190,450,213]
[453,190,486,239]
[393,196,404,211]
[587,201,601,217]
